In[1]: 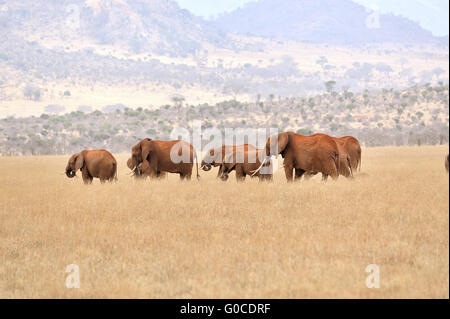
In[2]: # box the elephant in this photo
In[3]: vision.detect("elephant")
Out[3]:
[254,131,340,182]
[201,144,257,177]
[304,134,353,179]
[219,148,273,182]
[128,160,168,180]
[446,154,449,173]
[127,138,199,180]
[335,136,361,172]
[65,149,117,184]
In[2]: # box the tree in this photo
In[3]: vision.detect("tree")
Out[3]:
[23,86,41,101]
[171,94,185,108]
[324,81,336,94]
[222,79,247,100]
[316,56,328,70]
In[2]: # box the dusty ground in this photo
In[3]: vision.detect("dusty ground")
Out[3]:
[0,146,448,298]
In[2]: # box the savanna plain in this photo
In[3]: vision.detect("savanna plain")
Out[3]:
[0,146,448,298]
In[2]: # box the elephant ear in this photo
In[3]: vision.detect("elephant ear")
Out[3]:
[141,139,154,163]
[267,132,290,156]
[127,157,135,170]
[223,152,236,171]
[140,160,150,173]
[74,152,85,171]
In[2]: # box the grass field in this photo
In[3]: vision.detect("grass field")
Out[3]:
[0,146,448,298]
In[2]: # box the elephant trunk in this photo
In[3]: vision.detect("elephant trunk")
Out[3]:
[66,169,76,178]
[201,161,212,171]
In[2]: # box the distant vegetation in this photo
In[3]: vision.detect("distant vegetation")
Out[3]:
[0,84,448,155]
[0,0,448,111]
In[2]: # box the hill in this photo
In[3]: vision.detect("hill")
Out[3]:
[0,1,448,117]
[0,0,231,56]
[214,0,445,45]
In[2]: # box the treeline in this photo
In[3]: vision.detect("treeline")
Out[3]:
[0,84,448,156]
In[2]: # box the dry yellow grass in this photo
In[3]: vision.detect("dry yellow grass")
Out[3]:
[0,146,448,298]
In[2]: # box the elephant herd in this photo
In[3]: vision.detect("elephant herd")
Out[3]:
[65,132,363,184]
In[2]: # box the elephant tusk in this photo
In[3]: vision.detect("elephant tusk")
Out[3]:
[250,156,269,177]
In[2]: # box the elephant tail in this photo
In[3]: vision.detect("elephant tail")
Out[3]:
[330,150,339,179]
[195,152,200,181]
[347,156,354,178]
[357,147,362,172]
[113,162,118,182]
[331,150,339,170]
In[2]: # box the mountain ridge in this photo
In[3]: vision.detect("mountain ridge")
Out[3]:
[213,0,446,45]
[0,0,232,56]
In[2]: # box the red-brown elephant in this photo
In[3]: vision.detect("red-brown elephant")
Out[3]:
[201,144,257,177]
[305,134,353,179]
[335,136,362,172]
[65,149,117,184]
[127,138,199,180]
[219,148,273,182]
[128,160,168,180]
[255,132,340,182]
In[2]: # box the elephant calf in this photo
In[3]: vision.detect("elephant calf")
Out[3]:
[220,149,273,182]
[129,160,168,180]
[66,149,117,184]
[201,144,257,177]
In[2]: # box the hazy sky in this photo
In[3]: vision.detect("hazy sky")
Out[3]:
[175,0,449,36]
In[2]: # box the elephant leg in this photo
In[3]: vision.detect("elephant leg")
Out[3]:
[235,166,245,182]
[294,168,305,181]
[323,159,339,181]
[220,173,229,182]
[284,165,294,182]
[146,168,158,179]
[81,168,92,184]
[217,166,221,178]
[343,167,353,179]
[156,171,167,180]
[218,164,227,179]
